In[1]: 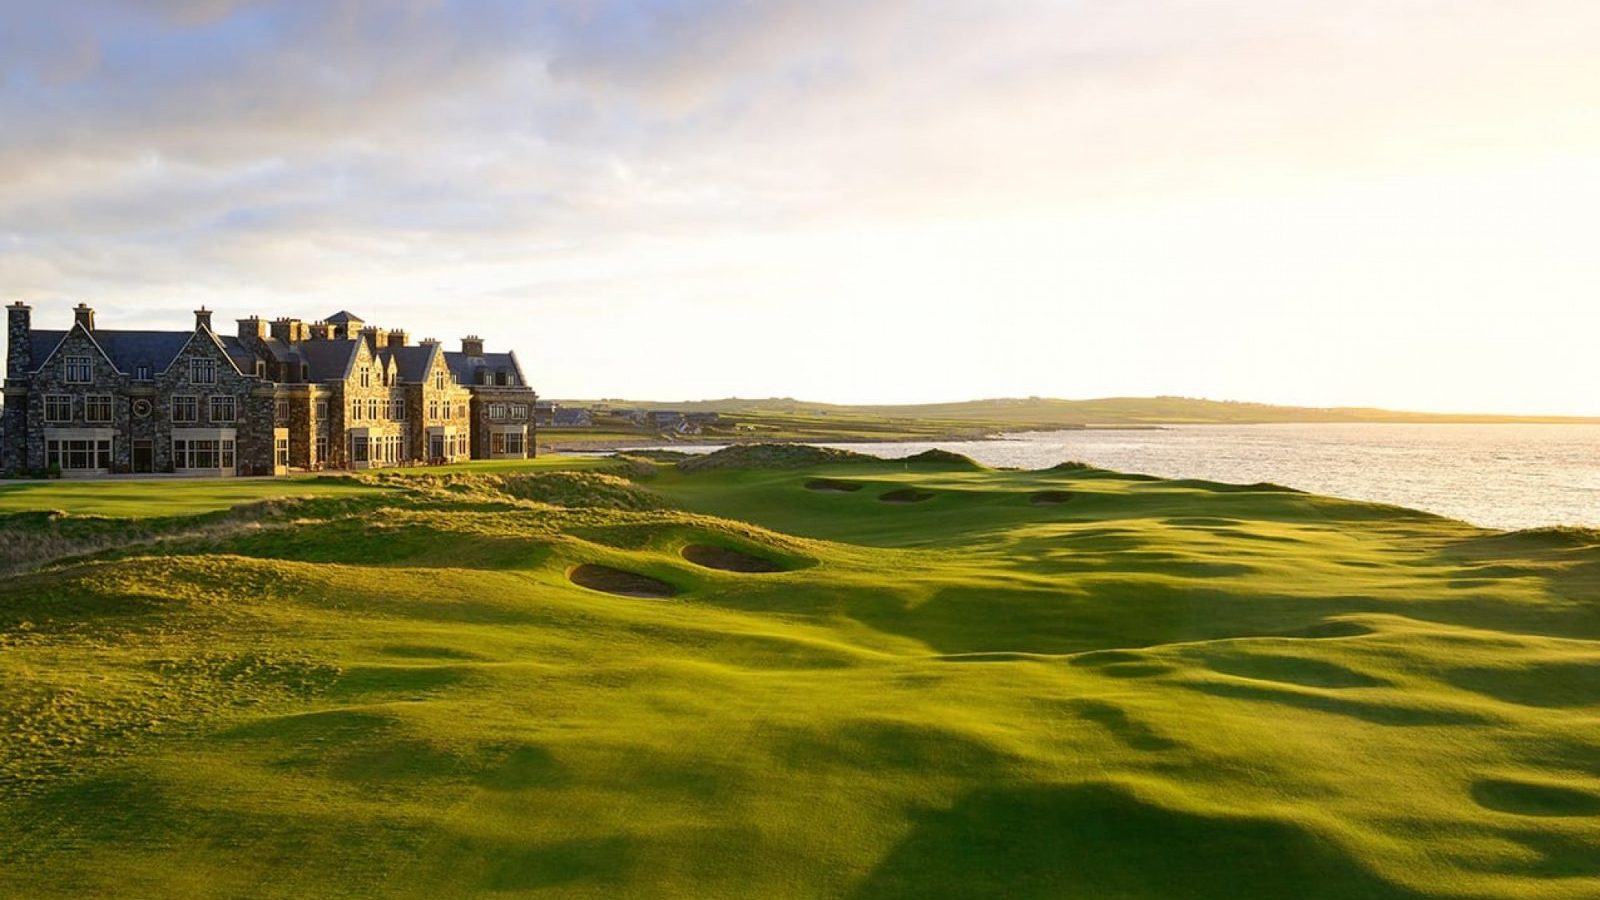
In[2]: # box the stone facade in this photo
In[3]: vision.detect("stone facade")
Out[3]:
[0,303,537,477]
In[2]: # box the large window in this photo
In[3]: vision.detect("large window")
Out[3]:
[46,439,112,471]
[191,358,217,384]
[84,395,113,423]
[43,395,73,422]
[210,395,236,423]
[65,356,93,384]
[315,435,329,465]
[351,435,369,463]
[359,367,371,388]
[488,403,508,420]
[505,432,524,455]
[389,399,405,420]
[173,438,234,470]
[171,395,198,423]
[435,372,445,390]
[275,437,290,468]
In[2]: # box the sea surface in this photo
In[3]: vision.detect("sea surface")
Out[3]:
[658,424,1600,531]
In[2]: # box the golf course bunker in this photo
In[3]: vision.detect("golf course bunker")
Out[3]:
[568,564,678,599]
[1030,490,1074,505]
[805,478,864,493]
[682,544,784,573]
[879,488,936,504]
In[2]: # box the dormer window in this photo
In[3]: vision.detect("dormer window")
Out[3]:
[255,361,266,378]
[191,358,217,384]
[65,356,92,384]
[135,364,151,381]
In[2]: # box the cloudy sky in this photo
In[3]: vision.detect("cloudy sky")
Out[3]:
[3,1,1598,411]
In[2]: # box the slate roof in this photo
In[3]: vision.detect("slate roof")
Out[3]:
[298,339,360,381]
[443,350,527,387]
[217,336,260,374]
[382,345,439,383]
[29,328,195,375]
[323,311,364,326]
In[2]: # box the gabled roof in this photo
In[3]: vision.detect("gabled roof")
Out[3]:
[323,310,364,326]
[382,344,439,383]
[217,336,261,374]
[28,328,194,376]
[299,339,361,381]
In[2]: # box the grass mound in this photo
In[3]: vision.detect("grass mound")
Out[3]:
[806,478,865,493]
[567,563,678,599]
[897,449,984,469]
[681,544,785,573]
[1030,489,1073,505]
[494,472,666,510]
[678,443,875,472]
[879,488,936,504]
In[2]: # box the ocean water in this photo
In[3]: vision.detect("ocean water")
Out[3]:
[662,424,1600,531]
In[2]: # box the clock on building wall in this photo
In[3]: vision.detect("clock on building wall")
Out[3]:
[132,398,152,418]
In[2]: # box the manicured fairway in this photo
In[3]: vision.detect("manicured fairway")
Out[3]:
[2,448,1598,898]
[0,475,384,517]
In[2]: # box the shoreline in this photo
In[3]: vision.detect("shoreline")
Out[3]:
[538,424,1164,454]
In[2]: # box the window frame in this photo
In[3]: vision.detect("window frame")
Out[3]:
[64,356,93,384]
[84,394,114,423]
[43,395,73,423]
[209,395,237,424]
[190,357,217,385]
[171,395,199,424]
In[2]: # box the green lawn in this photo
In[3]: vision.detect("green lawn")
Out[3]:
[0,475,385,517]
[2,448,1598,898]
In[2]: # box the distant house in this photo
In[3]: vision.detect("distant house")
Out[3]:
[533,400,557,426]
[551,408,593,428]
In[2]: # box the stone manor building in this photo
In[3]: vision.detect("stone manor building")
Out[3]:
[1,303,536,477]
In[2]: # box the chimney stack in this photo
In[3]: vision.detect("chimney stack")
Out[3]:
[461,335,484,357]
[387,328,409,347]
[7,302,32,379]
[73,302,96,332]
[270,317,306,343]
[194,306,213,332]
[360,325,389,351]
[239,317,268,340]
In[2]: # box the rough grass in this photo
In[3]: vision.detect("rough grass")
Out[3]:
[2,452,1599,898]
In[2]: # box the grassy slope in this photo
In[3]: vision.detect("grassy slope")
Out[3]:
[3,455,1599,898]
[563,395,1600,427]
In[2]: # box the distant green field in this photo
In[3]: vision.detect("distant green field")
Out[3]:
[3,448,1598,898]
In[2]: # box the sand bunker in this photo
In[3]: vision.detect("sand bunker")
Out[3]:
[568,564,678,599]
[682,544,784,573]
[879,488,935,504]
[806,478,864,493]
[1031,490,1074,505]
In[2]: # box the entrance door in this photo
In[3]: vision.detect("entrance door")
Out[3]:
[132,440,153,473]
[429,434,445,461]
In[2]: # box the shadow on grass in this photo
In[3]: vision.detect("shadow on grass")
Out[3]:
[851,782,1420,899]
